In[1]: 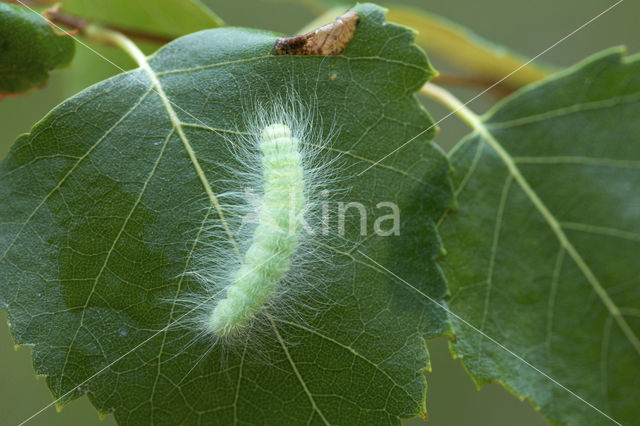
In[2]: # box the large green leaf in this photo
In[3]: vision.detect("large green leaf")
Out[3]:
[0,3,75,97]
[439,48,640,425]
[0,4,453,424]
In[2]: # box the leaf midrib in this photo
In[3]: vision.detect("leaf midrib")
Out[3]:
[131,48,241,257]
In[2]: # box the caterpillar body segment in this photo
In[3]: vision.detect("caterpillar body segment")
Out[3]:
[207,124,306,337]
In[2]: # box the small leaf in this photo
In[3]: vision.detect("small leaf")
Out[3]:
[0,4,453,424]
[0,3,75,98]
[439,48,640,425]
[47,0,224,39]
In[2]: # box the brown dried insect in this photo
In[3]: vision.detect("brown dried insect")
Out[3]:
[274,10,359,56]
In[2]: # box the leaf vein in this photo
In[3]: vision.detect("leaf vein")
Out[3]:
[268,316,331,425]
[481,175,512,332]
[561,222,640,243]
[274,318,419,407]
[485,90,640,129]
[0,87,153,264]
[514,156,640,169]
[60,128,173,393]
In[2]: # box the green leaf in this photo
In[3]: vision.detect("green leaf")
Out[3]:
[0,3,75,97]
[0,4,453,424]
[50,0,224,39]
[439,48,640,425]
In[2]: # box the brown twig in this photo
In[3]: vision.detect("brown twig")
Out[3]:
[2,0,174,45]
[432,74,515,98]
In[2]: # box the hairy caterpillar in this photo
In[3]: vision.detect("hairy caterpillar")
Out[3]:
[178,92,345,347]
[179,7,363,346]
[207,123,306,337]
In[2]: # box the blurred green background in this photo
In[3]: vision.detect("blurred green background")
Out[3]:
[1,0,638,425]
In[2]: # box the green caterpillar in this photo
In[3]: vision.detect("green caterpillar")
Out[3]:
[207,123,306,337]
